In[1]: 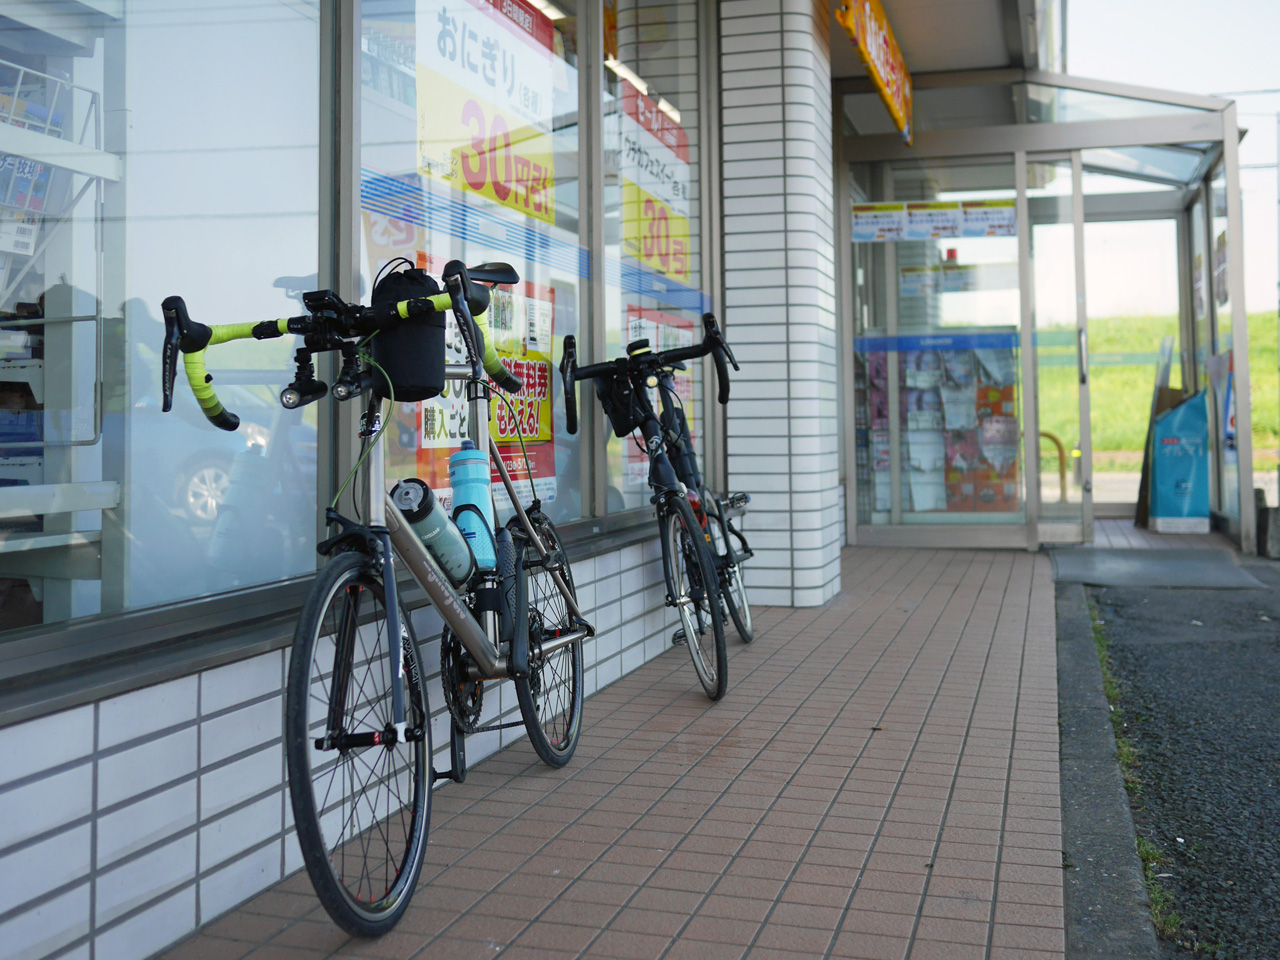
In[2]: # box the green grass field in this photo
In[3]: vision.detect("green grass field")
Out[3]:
[1036,311,1278,472]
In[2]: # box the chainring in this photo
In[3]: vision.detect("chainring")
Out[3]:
[440,625,483,733]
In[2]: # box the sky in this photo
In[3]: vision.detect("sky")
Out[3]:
[1068,0,1280,316]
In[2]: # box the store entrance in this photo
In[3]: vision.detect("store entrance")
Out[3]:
[840,71,1253,553]
[1025,159,1189,543]
[1081,218,1182,512]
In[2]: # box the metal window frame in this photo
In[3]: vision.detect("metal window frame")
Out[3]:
[1220,103,1255,551]
[1016,150,1040,550]
[837,69,1232,113]
[846,113,1227,164]
[834,111,857,543]
[699,0,725,494]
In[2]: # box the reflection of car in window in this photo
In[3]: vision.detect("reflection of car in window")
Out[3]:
[135,382,317,523]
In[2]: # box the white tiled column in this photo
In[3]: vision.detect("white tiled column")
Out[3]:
[720,0,841,606]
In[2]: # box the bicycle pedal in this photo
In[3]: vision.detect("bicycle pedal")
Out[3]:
[671,628,687,646]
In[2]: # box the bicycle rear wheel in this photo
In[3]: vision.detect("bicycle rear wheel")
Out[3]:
[664,496,727,700]
[705,497,754,644]
[513,513,584,767]
[285,552,431,937]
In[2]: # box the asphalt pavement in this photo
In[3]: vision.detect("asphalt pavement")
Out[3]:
[1088,558,1280,959]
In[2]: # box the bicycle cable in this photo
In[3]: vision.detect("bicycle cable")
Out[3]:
[329,352,394,510]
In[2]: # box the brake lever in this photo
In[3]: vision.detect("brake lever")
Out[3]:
[702,312,740,371]
[559,334,579,436]
[722,337,740,372]
[161,308,181,412]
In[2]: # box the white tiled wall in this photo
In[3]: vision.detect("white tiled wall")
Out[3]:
[720,0,842,607]
[0,538,680,960]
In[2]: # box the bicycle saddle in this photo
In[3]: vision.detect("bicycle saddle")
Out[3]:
[466,262,520,285]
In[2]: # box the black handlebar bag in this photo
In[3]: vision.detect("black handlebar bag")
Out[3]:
[597,374,643,438]
[369,267,447,401]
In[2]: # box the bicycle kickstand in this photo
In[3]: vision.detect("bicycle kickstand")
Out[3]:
[432,721,468,785]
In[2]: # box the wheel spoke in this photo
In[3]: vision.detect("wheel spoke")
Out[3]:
[514,516,583,767]
[287,556,430,934]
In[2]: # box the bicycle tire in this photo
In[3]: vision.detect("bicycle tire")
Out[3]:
[285,552,431,937]
[705,496,755,644]
[513,513,584,767]
[663,496,728,700]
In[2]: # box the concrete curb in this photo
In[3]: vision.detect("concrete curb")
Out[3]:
[1056,580,1161,960]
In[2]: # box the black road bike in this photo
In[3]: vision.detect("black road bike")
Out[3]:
[559,313,753,700]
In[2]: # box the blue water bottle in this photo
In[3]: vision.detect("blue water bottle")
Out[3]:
[449,439,496,571]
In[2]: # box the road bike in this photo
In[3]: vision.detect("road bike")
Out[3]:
[558,313,749,700]
[161,260,592,936]
[651,353,755,644]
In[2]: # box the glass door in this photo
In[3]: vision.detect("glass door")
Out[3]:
[1027,154,1092,541]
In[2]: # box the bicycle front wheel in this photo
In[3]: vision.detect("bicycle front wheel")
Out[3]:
[513,513,584,767]
[285,552,431,937]
[664,496,728,700]
[705,497,755,644]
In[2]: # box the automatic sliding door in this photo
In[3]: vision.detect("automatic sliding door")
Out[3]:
[1028,155,1092,540]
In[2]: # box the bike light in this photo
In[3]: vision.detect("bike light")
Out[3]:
[332,370,373,401]
[281,379,328,409]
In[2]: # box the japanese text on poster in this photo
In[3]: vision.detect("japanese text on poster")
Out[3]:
[960,200,1015,237]
[905,201,960,239]
[620,85,692,282]
[414,251,558,505]
[853,200,1017,242]
[418,0,558,224]
[852,203,905,242]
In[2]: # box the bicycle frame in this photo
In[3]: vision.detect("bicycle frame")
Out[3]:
[371,362,589,701]
[654,370,752,567]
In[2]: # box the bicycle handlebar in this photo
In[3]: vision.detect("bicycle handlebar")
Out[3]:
[162,262,524,432]
[559,313,739,436]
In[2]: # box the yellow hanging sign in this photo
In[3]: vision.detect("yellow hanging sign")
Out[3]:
[835,0,913,145]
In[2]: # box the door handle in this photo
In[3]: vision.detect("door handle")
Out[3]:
[1077,328,1089,385]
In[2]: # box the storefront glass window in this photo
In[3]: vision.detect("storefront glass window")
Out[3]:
[602,0,704,513]
[360,0,584,525]
[0,3,320,634]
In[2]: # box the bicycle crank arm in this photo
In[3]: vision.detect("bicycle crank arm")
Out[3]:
[464,625,591,681]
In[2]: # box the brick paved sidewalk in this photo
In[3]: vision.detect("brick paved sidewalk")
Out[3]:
[161,547,1063,960]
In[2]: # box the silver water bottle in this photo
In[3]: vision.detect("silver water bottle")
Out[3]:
[390,478,475,588]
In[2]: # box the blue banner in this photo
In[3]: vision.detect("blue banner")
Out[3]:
[855,331,1019,353]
